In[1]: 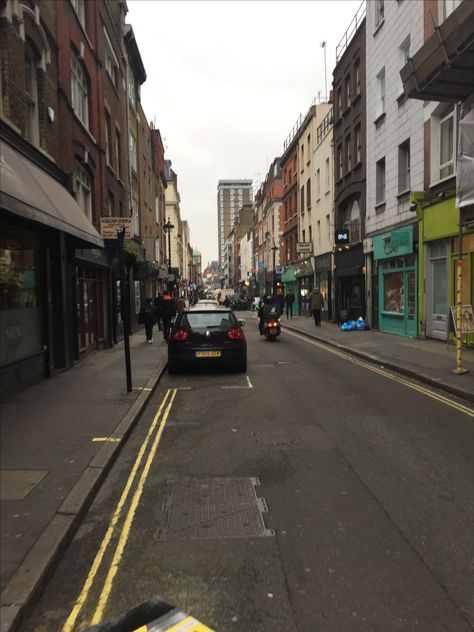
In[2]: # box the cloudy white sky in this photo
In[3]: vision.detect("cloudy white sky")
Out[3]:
[127,0,361,267]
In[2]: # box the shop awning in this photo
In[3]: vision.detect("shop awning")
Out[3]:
[0,141,103,247]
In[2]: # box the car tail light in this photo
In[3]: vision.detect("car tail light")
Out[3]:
[227,327,245,340]
[170,329,188,341]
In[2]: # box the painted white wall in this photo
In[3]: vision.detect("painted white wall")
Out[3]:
[366,0,424,236]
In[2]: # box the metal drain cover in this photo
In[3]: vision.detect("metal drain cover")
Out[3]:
[157,477,274,541]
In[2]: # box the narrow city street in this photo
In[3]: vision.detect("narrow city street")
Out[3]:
[17,314,474,632]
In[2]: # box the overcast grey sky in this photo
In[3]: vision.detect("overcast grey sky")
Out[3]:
[127,0,360,267]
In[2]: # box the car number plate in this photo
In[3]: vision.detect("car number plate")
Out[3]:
[195,351,221,358]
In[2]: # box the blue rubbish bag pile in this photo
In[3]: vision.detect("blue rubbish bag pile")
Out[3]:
[340,317,369,331]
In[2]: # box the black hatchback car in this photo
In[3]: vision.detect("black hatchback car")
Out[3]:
[168,308,247,373]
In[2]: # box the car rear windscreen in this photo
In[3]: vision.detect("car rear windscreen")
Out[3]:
[180,312,237,329]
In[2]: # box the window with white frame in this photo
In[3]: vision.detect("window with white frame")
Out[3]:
[129,130,137,172]
[104,27,119,88]
[354,59,361,96]
[439,108,455,179]
[24,41,39,145]
[355,125,361,164]
[115,129,121,178]
[105,110,111,166]
[75,162,92,220]
[399,36,410,94]
[71,52,89,128]
[345,74,351,108]
[439,0,462,23]
[337,145,343,180]
[398,139,410,193]
[375,68,385,119]
[128,69,136,107]
[375,0,384,27]
[376,157,386,204]
[345,135,352,172]
[71,0,85,27]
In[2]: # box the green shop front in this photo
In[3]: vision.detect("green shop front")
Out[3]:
[373,225,417,338]
[281,265,299,316]
[417,195,474,342]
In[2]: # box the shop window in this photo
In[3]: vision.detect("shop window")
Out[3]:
[383,272,404,313]
[0,221,42,365]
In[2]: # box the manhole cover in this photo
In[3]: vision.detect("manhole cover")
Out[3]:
[157,478,274,541]
[252,430,300,446]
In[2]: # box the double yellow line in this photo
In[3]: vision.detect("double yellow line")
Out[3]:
[285,329,474,417]
[63,388,177,631]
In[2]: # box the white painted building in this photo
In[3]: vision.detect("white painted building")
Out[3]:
[365,0,424,337]
[239,230,254,286]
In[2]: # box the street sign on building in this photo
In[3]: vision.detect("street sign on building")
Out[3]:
[296,242,313,254]
[100,217,132,239]
[335,229,349,245]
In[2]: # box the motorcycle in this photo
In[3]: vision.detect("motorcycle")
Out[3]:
[263,317,281,341]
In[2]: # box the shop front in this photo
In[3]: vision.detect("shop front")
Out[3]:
[314,252,333,321]
[334,245,364,323]
[418,195,474,342]
[0,139,103,391]
[295,259,314,316]
[281,265,299,316]
[374,225,417,338]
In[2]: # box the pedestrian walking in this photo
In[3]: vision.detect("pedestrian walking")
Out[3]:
[139,298,158,343]
[285,291,295,319]
[154,293,164,331]
[309,287,324,327]
[276,291,285,317]
[162,291,177,341]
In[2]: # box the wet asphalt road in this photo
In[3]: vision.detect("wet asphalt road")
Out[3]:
[20,312,474,632]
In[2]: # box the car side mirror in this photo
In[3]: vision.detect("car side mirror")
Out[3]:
[238,319,246,327]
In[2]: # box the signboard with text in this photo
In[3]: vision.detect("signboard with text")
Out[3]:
[335,229,349,245]
[100,218,132,239]
[373,225,413,260]
[296,242,313,254]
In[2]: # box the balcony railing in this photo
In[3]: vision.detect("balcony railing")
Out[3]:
[336,1,366,63]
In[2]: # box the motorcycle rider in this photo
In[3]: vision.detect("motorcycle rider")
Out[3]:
[258,295,280,335]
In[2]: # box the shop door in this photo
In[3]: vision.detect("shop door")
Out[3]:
[428,259,448,339]
[406,270,417,337]
[78,278,99,355]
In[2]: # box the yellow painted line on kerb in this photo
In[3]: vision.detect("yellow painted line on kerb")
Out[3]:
[285,329,474,418]
[91,388,177,623]
[62,389,174,632]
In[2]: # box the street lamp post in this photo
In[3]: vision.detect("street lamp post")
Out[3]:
[163,218,174,291]
[271,243,279,295]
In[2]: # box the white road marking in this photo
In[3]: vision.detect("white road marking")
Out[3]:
[176,387,193,390]
[246,375,253,388]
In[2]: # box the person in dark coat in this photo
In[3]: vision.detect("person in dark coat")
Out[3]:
[139,298,158,343]
[162,291,177,341]
[285,291,295,319]
[309,287,324,327]
[154,293,164,331]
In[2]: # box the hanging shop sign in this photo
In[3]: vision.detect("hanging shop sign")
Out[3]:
[373,225,413,260]
[296,242,313,254]
[100,218,132,239]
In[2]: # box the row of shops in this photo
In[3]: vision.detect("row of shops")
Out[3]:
[0,141,170,393]
[280,198,473,342]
